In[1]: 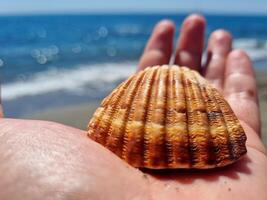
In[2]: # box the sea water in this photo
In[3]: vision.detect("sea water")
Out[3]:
[1,14,267,116]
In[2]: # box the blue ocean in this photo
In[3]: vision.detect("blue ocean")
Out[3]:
[1,14,267,117]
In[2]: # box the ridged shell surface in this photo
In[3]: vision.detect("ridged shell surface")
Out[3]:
[88,65,247,169]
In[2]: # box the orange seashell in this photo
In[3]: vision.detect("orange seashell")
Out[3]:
[87,65,247,169]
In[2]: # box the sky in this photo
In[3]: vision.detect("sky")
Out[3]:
[0,0,267,15]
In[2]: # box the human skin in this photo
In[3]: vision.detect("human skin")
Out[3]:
[0,14,266,200]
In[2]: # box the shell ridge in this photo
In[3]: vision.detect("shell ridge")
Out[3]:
[212,89,247,161]
[181,67,192,168]
[193,72,221,168]
[122,67,157,166]
[193,70,243,167]
[165,66,174,167]
[143,66,161,167]
[143,66,161,168]
[203,85,233,167]
[104,75,140,155]
[188,70,211,168]
[165,66,184,167]
[101,78,129,107]
[165,66,190,168]
[102,75,136,145]
[212,89,236,162]
[182,68,210,168]
[120,70,147,160]
[88,80,126,133]
[145,65,169,167]
[88,76,134,143]
[195,82,217,168]
[183,69,199,167]
[201,86,220,167]
[152,65,168,168]
[162,66,169,168]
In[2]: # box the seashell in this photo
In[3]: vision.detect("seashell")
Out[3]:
[87,65,247,169]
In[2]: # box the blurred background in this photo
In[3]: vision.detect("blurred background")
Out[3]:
[0,0,266,144]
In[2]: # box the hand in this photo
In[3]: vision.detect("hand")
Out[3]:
[0,14,266,200]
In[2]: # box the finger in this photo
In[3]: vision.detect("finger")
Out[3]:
[174,14,205,71]
[204,30,232,92]
[224,50,260,135]
[138,20,174,71]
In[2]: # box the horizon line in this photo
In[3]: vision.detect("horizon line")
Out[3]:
[0,10,267,17]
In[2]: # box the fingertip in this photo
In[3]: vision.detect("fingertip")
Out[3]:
[174,14,206,70]
[138,19,175,71]
[211,29,232,41]
[225,49,255,93]
[184,13,206,27]
[228,49,250,61]
[209,30,232,51]
[226,49,254,75]
[180,14,206,43]
[146,19,175,52]
[144,19,175,52]
[150,20,175,40]
[156,19,175,30]
[204,29,232,90]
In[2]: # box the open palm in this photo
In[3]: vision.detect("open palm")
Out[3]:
[0,15,266,200]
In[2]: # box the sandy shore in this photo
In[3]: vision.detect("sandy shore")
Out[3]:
[27,102,100,130]
[25,69,267,146]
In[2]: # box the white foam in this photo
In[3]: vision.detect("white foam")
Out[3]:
[234,38,267,61]
[2,38,267,101]
[2,62,136,100]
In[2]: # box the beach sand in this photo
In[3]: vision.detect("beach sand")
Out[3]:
[25,69,267,146]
